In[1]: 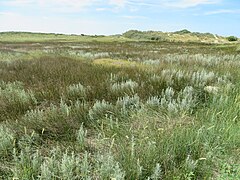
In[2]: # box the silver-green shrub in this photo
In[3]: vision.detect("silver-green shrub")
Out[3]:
[116,94,141,116]
[146,96,161,110]
[111,79,138,95]
[68,50,110,59]
[144,54,240,68]
[76,124,87,150]
[66,83,88,101]
[89,100,115,120]
[146,86,197,115]
[13,147,42,179]
[40,148,91,179]
[95,153,125,180]
[159,69,232,88]
[22,101,73,135]
[150,163,162,180]
[0,125,15,158]
[40,148,125,179]
[39,147,62,180]
[0,81,37,110]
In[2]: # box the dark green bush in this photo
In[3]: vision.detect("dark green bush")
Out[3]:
[227,36,238,41]
[174,29,191,34]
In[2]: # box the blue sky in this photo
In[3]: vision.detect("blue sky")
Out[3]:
[0,0,239,36]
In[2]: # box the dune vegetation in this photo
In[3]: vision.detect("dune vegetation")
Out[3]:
[0,32,239,179]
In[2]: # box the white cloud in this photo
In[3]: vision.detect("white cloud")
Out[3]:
[1,0,222,13]
[109,0,128,7]
[3,0,130,8]
[0,11,18,16]
[204,9,240,15]
[0,11,133,35]
[163,0,220,8]
[2,0,34,5]
[1,0,127,12]
[38,0,99,12]
[121,15,147,19]
[96,8,108,11]
[39,0,97,8]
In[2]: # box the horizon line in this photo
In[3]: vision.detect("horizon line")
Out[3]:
[0,29,239,38]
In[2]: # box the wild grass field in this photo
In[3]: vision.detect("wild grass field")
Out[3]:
[0,32,240,179]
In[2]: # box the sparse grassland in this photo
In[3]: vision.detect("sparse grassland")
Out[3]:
[0,33,240,179]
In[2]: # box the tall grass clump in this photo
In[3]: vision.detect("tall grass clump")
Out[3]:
[110,126,165,179]
[71,100,90,126]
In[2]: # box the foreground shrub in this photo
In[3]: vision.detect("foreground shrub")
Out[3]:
[0,81,37,121]
[40,148,85,180]
[21,101,88,137]
[0,125,15,158]
[0,81,37,106]
[12,146,126,179]
[76,124,87,150]
[95,152,125,179]
[13,147,42,179]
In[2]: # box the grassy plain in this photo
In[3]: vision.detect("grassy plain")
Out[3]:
[0,32,239,179]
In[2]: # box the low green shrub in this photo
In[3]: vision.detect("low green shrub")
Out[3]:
[227,36,238,41]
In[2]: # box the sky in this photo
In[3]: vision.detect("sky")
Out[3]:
[0,0,239,36]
